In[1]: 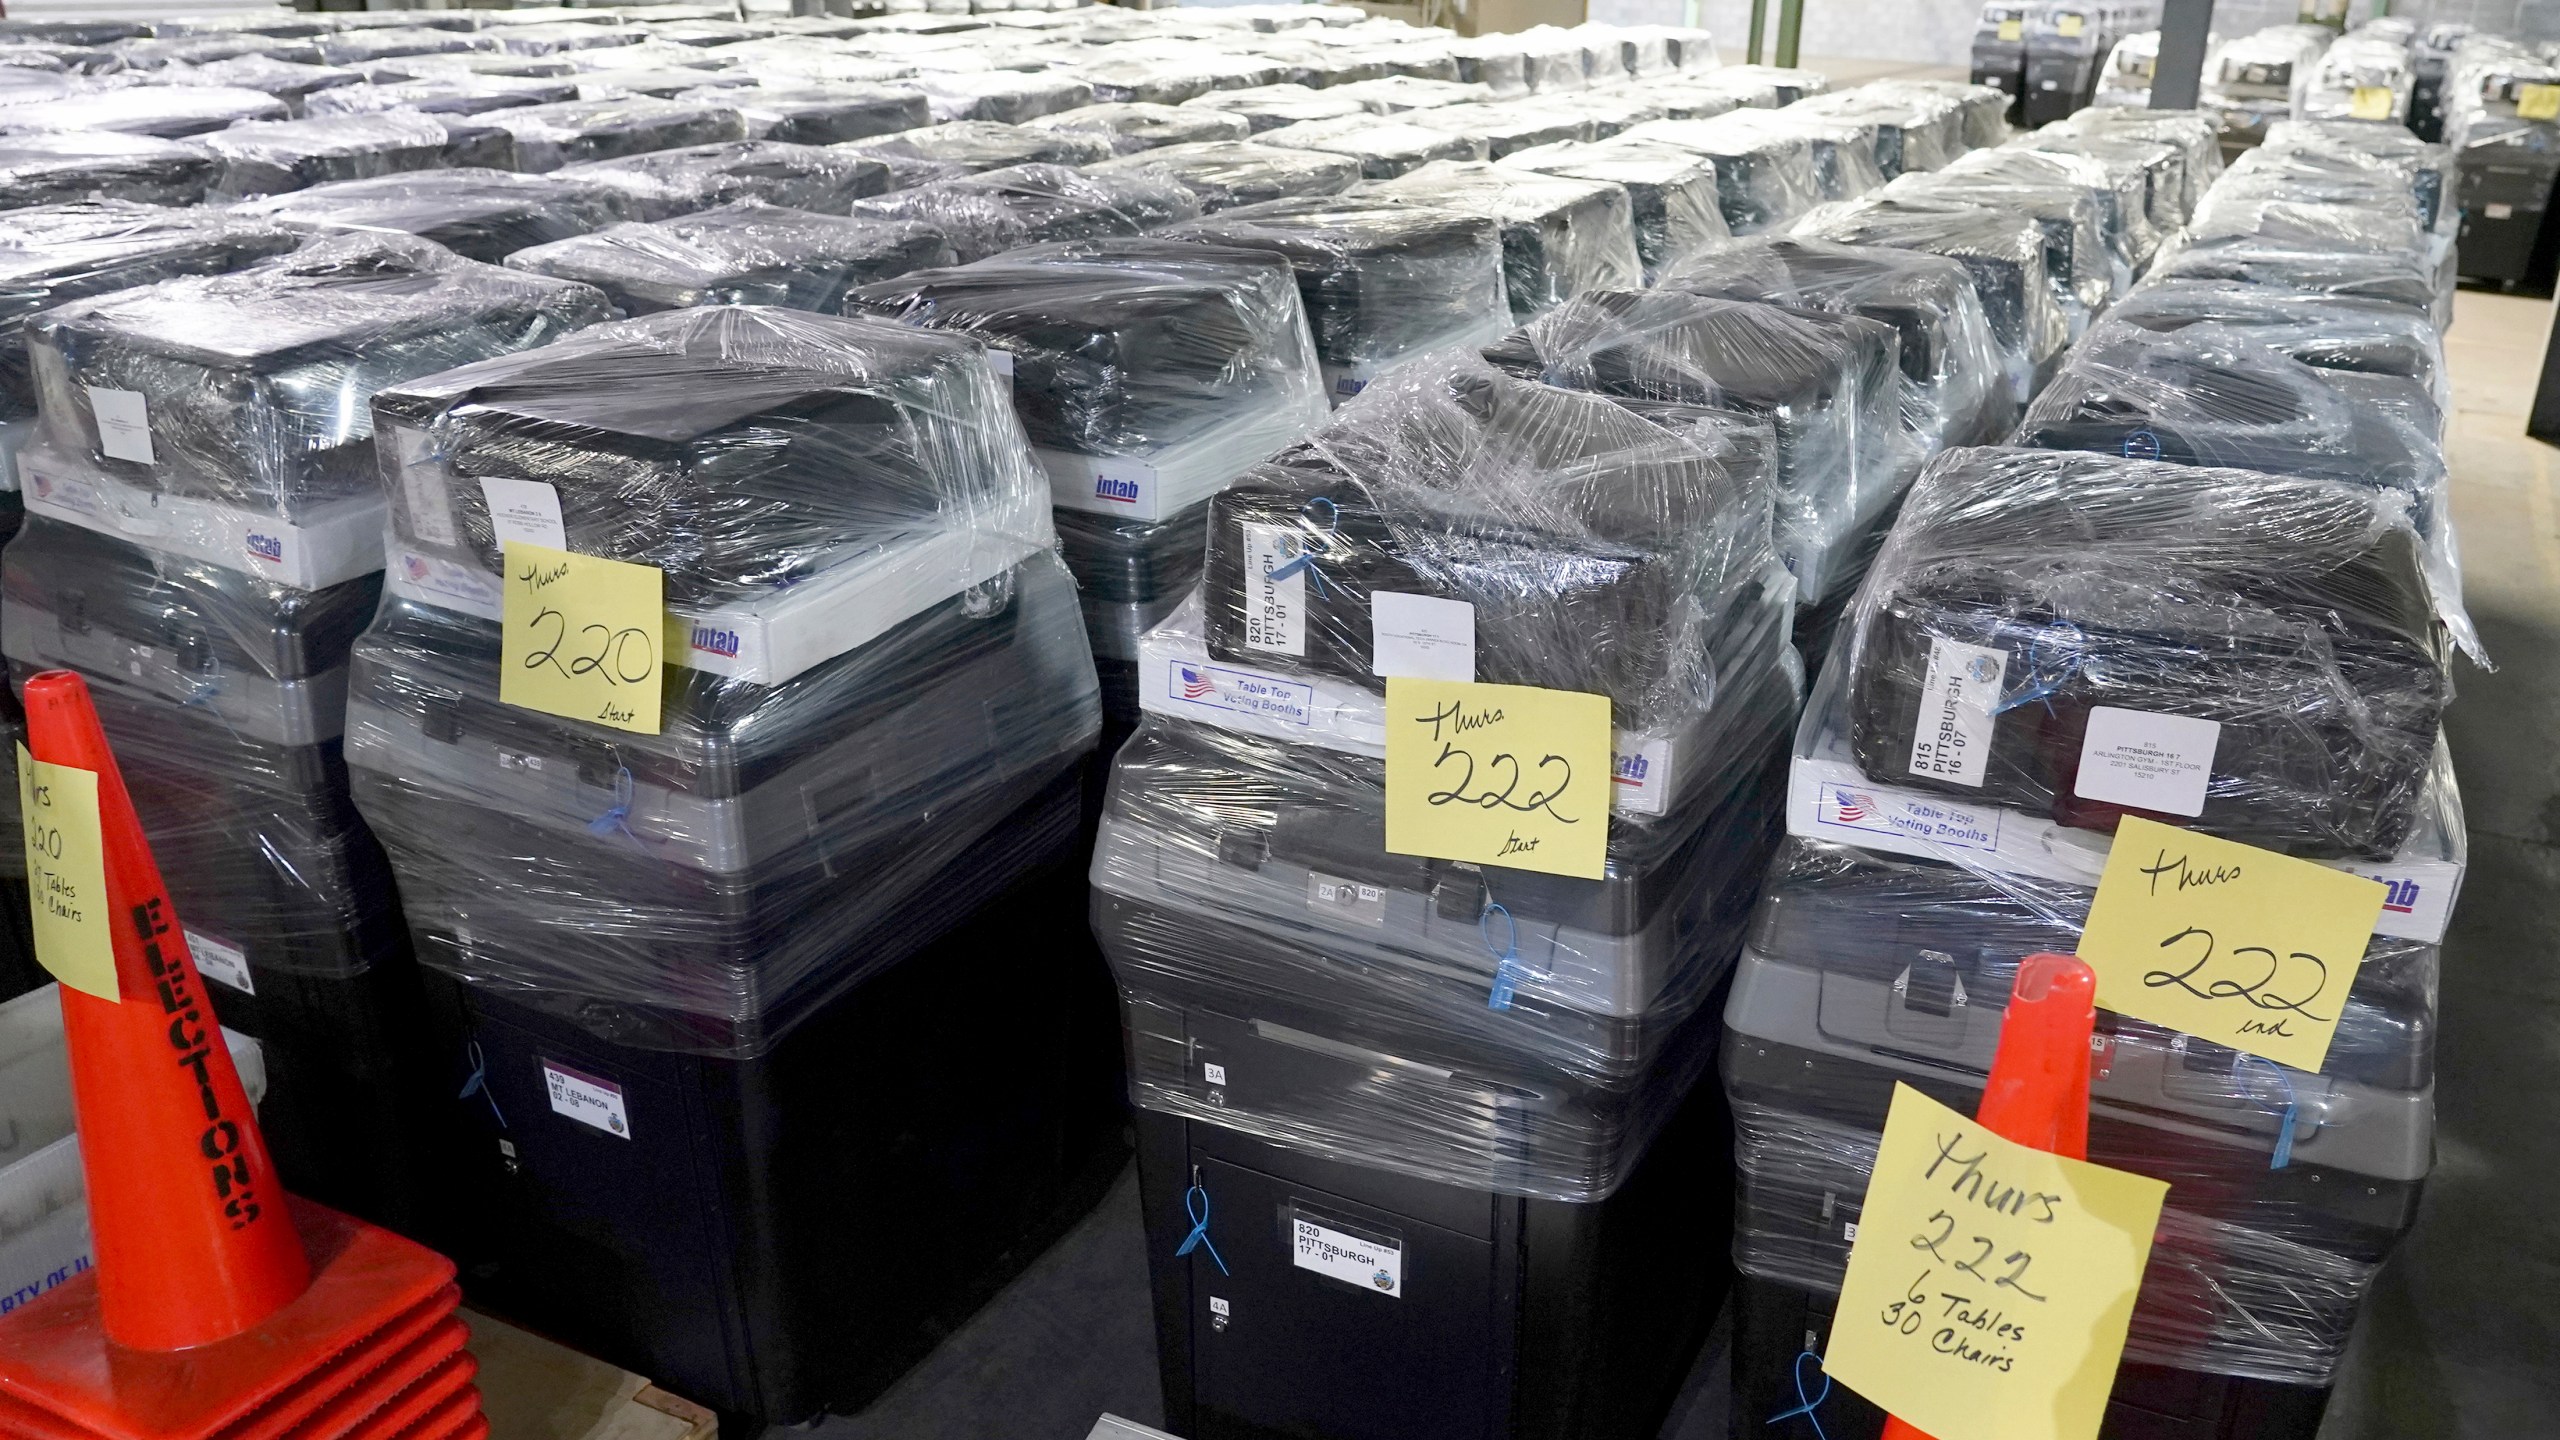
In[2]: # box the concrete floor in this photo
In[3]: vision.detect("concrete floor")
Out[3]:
[799,291,2560,1440]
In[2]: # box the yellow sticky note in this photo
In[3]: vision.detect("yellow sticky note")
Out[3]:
[1825,1084,2167,1440]
[2350,85,2394,119]
[2076,817,2383,1073]
[2055,12,2085,36]
[499,543,665,736]
[1998,17,2024,40]
[17,745,118,1002]
[2521,83,2560,120]
[1383,678,1610,881]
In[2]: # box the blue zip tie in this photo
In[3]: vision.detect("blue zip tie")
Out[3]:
[1481,902,1523,1011]
[457,1040,506,1128]
[1175,1165,1228,1275]
[1766,1349,1832,1438]
[2243,1055,2301,1170]
[1992,622,2087,716]
[586,765,642,844]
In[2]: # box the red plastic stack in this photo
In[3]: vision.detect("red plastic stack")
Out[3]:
[0,670,484,1440]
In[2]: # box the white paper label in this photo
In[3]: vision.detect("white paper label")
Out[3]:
[1241,522,1307,656]
[1203,1062,1228,1086]
[185,929,253,995]
[542,1059,631,1139]
[479,477,567,551]
[1290,1216,1402,1298]
[87,388,153,466]
[1307,871,1389,926]
[2487,202,2516,219]
[985,346,1014,379]
[1907,637,2006,788]
[2073,706,2220,818]
[1369,591,1475,681]
[398,429,457,547]
[1209,1296,1231,1317]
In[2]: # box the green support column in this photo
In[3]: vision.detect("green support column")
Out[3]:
[1775,0,1804,68]
[1746,0,1768,65]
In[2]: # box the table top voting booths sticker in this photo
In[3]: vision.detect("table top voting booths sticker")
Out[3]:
[1825,1084,2169,1440]
[499,542,666,737]
[2079,817,2389,1074]
[16,745,116,1002]
[1383,678,1612,881]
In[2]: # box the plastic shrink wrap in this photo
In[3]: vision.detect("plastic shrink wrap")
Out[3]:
[1496,139,1726,284]
[1253,115,1487,178]
[1100,353,1801,1199]
[508,202,954,315]
[847,162,1199,264]
[2201,25,2332,151]
[1175,82,1366,133]
[1616,113,1821,233]
[1362,160,1641,321]
[197,109,451,200]
[2047,103,2223,217]
[349,305,1099,1055]
[911,68,1093,124]
[0,132,223,211]
[2094,28,2161,109]
[0,201,298,424]
[153,55,366,114]
[2260,118,2449,232]
[1330,75,1493,114]
[302,72,583,118]
[463,95,748,171]
[2297,31,2413,125]
[25,233,612,569]
[1198,350,1793,737]
[846,235,1325,522]
[1839,447,2459,861]
[1156,194,1509,402]
[840,117,1114,173]
[1095,693,1792,1200]
[1696,63,1829,109]
[0,84,290,138]
[1614,80,1741,122]
[1889,149,2128,319]
[1794,83,1972,177]
[1477,288,1906,610]
[232,167,640,262]
[559,140,890,221]
[0,513,438,1221]
[311,26,497,69]
[1025,100,1251,153]
[1716,105,1889,202]
[1087,140,1358,211]
[685,80,930,146]
[1400,101,1592,161]
[1791,194,2068,403]
[1656,234,2009,453]
[2014,126,2193,244]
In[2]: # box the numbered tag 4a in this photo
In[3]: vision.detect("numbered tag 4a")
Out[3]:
[499,542,666,736]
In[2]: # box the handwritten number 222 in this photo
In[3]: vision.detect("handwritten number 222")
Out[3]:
[2142,926,2334,1022]
[1425,743,1577,823]
[522,607,655,686]
[1911,1210,2047,1302]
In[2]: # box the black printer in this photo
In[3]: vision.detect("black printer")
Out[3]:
[559,140,890,221]
[231,167,641,263]
[507,202,954,315]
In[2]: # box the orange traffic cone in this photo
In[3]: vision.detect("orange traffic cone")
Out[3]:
[1878,951,2098,1440]
[0,671,485,1440]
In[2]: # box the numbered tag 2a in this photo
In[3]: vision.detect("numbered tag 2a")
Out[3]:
[500,542,665,736]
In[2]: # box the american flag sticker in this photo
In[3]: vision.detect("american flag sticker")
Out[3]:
[1179,666,1214,700]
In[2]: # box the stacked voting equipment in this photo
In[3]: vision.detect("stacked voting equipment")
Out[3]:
[846,237,1328,727]
[345,305,1123,1426]
[1098,351,1803,1440]
[1728,448,2470,1440]
[2,231,614,1233]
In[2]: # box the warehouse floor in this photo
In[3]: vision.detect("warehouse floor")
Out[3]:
[789,297,2560,1440]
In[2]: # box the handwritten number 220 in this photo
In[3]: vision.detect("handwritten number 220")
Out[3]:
[1425,743,1577,823]
[522,607,654,686]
